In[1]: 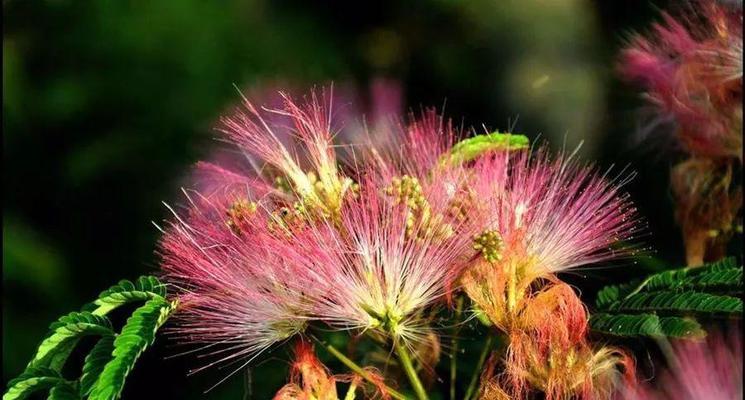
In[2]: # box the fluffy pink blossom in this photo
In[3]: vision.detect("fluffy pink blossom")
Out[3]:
[620,1,743,159]
[193,81,404,201]
[159,88,480,376]
[159,193,330,374]
[460,147,642,399]
[306,178,478,346]
[363,108,460,180]
[159,86,644,398]
[160,175,478,369]
[467,147,643,276]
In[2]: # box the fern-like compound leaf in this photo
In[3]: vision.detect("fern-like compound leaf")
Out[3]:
[28,312,113,371]
[79,336,115,396]
[596,258,742,310]
[590,313,704,338]
[47,382,81,400]
[3,367,69,400]
[592,259,742,339]
[83,276,167,316]
[88,297,177,400]
[606,291,742,315]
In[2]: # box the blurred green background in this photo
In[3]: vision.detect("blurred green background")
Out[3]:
[4,0,712,398]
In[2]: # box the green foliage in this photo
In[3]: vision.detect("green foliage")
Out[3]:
[3,276,175,400]
[642,257,741,292]
[596,257,741,309]
[589,313,704,338]
[440,132,529,166]
[592,258,743,338]
[605,291,742,314]
[80,337,115,396]
[88,298,177,400]
[83,276,167,316]
[3,367,70,400]
[29,312,113,371]
[48,382,82,400]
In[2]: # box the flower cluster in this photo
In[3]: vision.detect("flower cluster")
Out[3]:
[620,0,743,266]
[461,149,640,399]
[159,88,642,398]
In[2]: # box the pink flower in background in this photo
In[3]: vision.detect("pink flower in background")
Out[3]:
[620,329,743,400]
[620,1,742,159]
[369,77,404,125]
[620,1,743,266]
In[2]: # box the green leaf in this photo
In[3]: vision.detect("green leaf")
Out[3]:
[83,276,166,316]
[3,367,69,400]
[606,291,742,315]
[5,276,174,400]
[47,382,81,400]
[88,298,177,400]
[596,284,628,310]
[440,132,529,166]
[79,336,115,396]
[29,312,113,371]
[596,258,742,309]
[590,313,704,338]
[592,259,742,339]
[643,257,741,293]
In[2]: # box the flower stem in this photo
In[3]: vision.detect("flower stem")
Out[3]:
[312,336,408,400]
[463,333,495,400]
[393,339,429,400]
[450,297,464,400]
[343,379,358,400]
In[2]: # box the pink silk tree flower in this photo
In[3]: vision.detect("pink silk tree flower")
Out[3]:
[460,147,642,398]
[363,109,461,181]
[160,85,644,395]
[160,176,478,373]
[467,147,642,280]
[158,192,333,375]
[194,81,405,222]
[462,145,641,334]
[620,1,743,160]
[159,88,476,379]
[302,177,479,348]
[204,87,358,223]
[619,328,743,400]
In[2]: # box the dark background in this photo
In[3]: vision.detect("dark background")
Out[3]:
[6,0,732,398]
